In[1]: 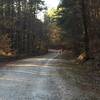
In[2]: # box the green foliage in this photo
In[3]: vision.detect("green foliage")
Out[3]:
[44,9,64,48]
[57,0,83,38]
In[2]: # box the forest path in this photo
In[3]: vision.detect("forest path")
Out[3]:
[0,51,99,100]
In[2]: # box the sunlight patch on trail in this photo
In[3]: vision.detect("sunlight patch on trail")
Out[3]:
[7,52,60,68]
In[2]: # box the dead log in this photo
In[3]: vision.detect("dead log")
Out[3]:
[75,52,89,64]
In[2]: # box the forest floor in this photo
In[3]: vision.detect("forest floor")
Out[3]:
[56,51,100,95]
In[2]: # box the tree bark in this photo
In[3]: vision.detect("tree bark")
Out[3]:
[81,0,90,58]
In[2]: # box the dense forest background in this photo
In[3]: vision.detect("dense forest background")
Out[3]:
[59,0,100,62]
[44,0,100,63]
[0,0,100,64]
[0,0,48,56]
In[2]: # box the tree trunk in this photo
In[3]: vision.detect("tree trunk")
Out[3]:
[81,0,90,58]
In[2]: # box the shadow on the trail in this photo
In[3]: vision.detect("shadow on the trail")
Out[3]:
[0,51,53,66]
